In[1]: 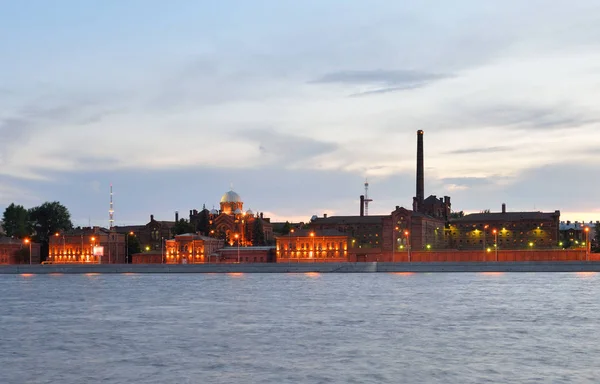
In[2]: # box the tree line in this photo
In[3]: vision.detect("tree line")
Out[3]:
[1,202,73,261]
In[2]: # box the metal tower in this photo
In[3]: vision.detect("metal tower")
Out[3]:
[109,184,114,230]
[364,180,373,216]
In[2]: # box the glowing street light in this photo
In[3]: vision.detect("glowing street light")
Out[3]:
[310,232,315,262]
[235,234,240,263]
[584,227,590,261]
[404,230,411,262]
[288,228,295,263]
[24,238,32,265]
[492,229,498,262]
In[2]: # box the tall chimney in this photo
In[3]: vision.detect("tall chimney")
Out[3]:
[416,130,425,209]
[502,203,506,214]
[175,211,179,222]
[360,195,365,217]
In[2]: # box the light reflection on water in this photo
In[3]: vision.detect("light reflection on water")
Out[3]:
[1,273,599,384]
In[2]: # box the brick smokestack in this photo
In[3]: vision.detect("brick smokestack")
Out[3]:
[175,211,179,222]
[502,203,506,214]
[360,195,365,217]
[416,130,425,209]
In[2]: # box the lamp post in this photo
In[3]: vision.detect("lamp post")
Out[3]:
[288,228,294,263]
[483,224,489,254]
[91,236,97,264]
[584,227,590,261]
[393,226,399,262]
[235,234,240,263]
[310,232,315,262]
[24,239,31,264]
[161,237,165,264]
[492,229,498,262]
[404,231,411,262]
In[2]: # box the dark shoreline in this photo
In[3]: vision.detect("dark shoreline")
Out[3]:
[2,261,600,274]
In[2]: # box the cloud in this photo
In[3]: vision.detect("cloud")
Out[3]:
[239,128,338,165]
[475,105,599,131]
[311,69,451,96]
[445,146,511,155]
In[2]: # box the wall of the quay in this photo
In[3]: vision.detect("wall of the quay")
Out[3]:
[2,260,600,274]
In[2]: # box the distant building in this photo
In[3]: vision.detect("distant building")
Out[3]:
[0,236,41,264]
[164,233,224,264]
[115,214,176,252]
[559,221,598,248]
[49,227,126,264]
[275,229,349,263]
[447,205,561,250]
[189,189,274,245]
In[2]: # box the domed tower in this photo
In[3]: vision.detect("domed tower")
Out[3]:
[220,190,243,215]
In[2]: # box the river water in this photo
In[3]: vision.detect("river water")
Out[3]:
[1,272,599,384]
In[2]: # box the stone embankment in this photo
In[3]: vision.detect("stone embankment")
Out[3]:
[2,262,600,274]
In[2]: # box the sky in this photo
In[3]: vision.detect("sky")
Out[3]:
[1,0,600,227]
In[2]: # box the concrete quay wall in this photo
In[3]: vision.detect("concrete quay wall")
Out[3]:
[2,262,600,274]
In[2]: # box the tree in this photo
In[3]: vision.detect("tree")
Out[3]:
[28,202,73,261]
[172,218,195,235]
[281,221,292,235]
[196,209,210,235]
[126,233,142,262]
[2,203,31,238]
[29,202,73,243]
[252,219,266,246]
[450,211,465,219]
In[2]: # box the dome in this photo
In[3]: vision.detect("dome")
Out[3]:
[210,209,219,215]
[246,209,254,216]
[220,190,241,203]
[234,208,243,215]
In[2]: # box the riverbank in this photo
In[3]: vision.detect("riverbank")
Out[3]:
[2,261,600,274]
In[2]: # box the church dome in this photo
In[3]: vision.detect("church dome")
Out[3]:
[234,208,243,215]
[221,190,241,203]
[210,209,219,215]
[246,209,254,216]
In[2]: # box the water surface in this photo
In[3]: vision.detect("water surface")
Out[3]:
[1,272,599,383]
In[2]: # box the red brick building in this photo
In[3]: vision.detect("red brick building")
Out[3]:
[190,190,274,245]
[275,229,349,263]
[0,236,41,264]
[49,227,126,264]
[164,233,224,264]
[447,205,561,250]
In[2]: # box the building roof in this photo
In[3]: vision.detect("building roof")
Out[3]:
[276,229,348,238]
[221,190,241,203]
[451,211,560,223]
[173,233,222,241]
[312,215,388,225]
[560,221,597,231]
[0,236,24,245]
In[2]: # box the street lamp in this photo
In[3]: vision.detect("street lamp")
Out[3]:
[235,234,240,263]
[91,237,97,264]
[483,225,489,253]
[493,229,498,262]
[310,232,315,262]
[288,228,295,263]
[584,227,590,261]
[404,230,411,262]
[393,226,399,262]
[24,239,31,264]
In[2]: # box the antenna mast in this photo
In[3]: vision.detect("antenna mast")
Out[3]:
[364,179,373,216]
[109,184,114,230]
